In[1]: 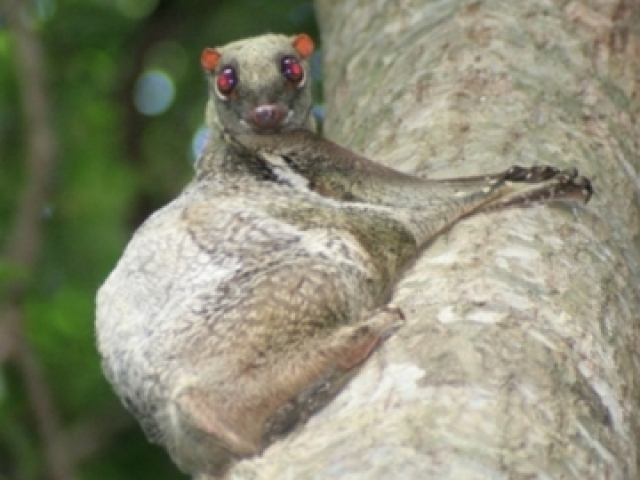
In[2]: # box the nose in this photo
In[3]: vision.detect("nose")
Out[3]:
[250,104,286,130]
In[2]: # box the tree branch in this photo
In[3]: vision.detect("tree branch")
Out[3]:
[0,0,73,479]
[1,0,56,267]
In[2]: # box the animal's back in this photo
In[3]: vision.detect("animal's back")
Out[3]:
[95,176,381,464]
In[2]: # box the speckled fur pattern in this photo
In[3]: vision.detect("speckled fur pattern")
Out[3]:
[95,33,592,477]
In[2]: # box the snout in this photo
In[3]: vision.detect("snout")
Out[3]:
[249,104,286,130]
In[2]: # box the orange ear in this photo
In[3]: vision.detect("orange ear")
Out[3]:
[201,48,221,72]
[292,34,314,58]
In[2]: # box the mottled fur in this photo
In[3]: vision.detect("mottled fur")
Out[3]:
[96,33,592,477]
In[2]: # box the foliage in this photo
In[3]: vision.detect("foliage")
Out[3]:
[0,1,318,478]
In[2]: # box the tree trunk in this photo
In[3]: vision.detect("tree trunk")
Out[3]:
[224,0,640,478]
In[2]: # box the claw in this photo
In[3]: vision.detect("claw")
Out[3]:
[505,165,562,183]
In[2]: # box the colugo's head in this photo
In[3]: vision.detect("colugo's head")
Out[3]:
[201,33,315,134]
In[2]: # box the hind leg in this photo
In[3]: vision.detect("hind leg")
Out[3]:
[173,306,404,468]
[265,306,405,440]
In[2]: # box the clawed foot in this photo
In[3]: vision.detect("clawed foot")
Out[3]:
[503,165,593,204]
[504,165,561,182]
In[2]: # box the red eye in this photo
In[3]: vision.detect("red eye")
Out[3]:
[281,56,304,84]
[216,66,237,96]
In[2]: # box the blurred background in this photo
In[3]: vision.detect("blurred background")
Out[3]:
[0,1,318,478]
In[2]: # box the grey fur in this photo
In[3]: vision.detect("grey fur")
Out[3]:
[96,33,592,477]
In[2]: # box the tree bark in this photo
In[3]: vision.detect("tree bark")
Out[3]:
[224,0,640,478]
